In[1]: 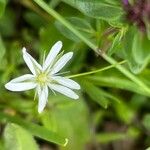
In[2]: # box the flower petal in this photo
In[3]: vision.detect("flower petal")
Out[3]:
[37,86,48,113]
[48,83,79,99]
[5,82,36,92]
[5,74,36,91]
[43,41,62,71]
[51,52,73,75]
[52,76,80,89]
[9,74,35,83]
[22,47,42,75]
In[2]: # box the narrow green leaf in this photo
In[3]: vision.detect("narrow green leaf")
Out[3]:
[82,81,108,108]
[107,31,122,56]
[0,113,68,146]
[4,123,39,150]
[55,20,79,42]
[66,17,94,31]
[86,75,150,97]
[62,0,124,21]
[102,0,121,5]
[81,81,115,108]
[55,17,94,42]
[114,101,135,124]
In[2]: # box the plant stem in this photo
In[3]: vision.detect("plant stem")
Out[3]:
[101,54,150,93]
[67,60,127,78]
[33,0,150,94]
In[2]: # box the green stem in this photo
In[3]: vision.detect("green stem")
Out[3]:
[67,60,127,78]
[101,54,150,93]
[33,0,150,94]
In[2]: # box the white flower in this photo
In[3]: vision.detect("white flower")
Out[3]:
[5,41,80,113]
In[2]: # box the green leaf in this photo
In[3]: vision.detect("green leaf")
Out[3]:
[123,26,150,74]
[62,0,124,21]
[0,113,68,146]
[123,26,139,73]
[86,74,150,97]
[102,0,121,5]
[55,17,95,42]
[82,81,108,108]
[0,0,6,18]
[114,101,135,124]
[133,32,150,65]
[4,123,39,150]
[81,80,119,108]
[146,147,150,150]
[107,31,123,56]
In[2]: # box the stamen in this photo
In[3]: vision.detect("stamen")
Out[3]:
[34,90,37,101]
[49,86,56,95]
[54,71,70,76]
[36,73,48,86]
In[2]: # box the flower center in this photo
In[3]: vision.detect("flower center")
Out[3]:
[36,73,49,85]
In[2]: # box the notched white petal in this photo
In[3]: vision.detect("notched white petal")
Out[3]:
[52,76,80,89]
[48,83,79,99]
[5,74,36,91]
[5,82,36,91]
[22,47,42,75]
[9,74,35,83]
[43,41,62,71]
[51,52,73,75]
[37,86,48,113]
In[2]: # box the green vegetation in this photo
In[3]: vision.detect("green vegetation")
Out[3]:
[0,0,150,149]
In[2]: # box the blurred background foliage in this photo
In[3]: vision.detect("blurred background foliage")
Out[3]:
[0,0,150,149]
